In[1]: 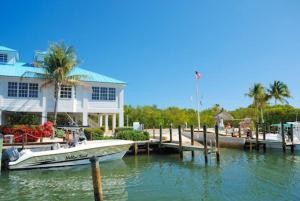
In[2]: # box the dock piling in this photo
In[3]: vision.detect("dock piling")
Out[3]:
[255,122,259,151]
[159,125,162,146]
[146,142,150,155]
[178,125,183,159]
[215,124,220,163]
[90,156,104,201]
[203,125,208,164]
[281,122,286,152]
[133,143,138,155]
[263,123,266,152]
[191,125,194,158]
[238,125,241,138]
[169,124,173,142]
[290,124,294,153]
[22,133,25,150]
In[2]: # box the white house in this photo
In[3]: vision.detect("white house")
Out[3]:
[0,46,126,131]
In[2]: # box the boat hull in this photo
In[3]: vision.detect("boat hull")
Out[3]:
[9,140,132,170]
[265,141,300,150]
[183,131,246,148]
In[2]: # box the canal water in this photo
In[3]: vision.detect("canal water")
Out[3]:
[0,149,300,201]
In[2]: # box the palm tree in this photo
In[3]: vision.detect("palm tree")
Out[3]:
[23,42,87,136]
[267,80,291,105]
[245,83,268,123]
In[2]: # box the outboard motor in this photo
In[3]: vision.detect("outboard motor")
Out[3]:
[3,147,20,162]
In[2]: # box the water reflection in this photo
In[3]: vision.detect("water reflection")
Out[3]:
[0,150,300,201]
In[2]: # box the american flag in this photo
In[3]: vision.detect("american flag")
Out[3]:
[195,71,201,80]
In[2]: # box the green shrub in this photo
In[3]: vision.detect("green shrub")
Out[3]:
[55,128,65,138]
[84,128,104,140]
[116,130,149,141]
[114,127,133,133]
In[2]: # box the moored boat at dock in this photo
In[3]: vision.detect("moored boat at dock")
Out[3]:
[183,128,246,148]
[263,122,300,150]
[4,139,133,170]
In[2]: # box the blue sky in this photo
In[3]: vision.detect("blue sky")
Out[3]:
[1,0,300,110]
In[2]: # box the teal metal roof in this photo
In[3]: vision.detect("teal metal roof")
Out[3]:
[0,62,125,84]
[0,46,17,52]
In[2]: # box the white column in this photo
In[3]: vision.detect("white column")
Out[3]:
[83,112,88,126]
[105,114,109,132]
[0,110,2,126]
[82,97,89,126]
[119,111,124,127]
[41,111,47,124]
[112,113,116,132]
[98,114,103,127]
[41,96,47,124]
[118,88,124,127]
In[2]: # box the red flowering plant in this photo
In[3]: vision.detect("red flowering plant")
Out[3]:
[0,121,53,143]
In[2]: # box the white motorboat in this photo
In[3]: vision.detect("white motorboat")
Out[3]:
[264,122,300,150]
[183,128,246,148]
[4,140,133,170]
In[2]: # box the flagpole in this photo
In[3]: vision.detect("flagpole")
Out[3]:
[196,80,201,131]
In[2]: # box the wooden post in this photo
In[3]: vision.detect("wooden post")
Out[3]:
[178,125,183,159]
[159,125,162,146]
[203,125,208,164]
[191,125,194,158]
[90,156,104,201]
[22,133,25,150]
[281,122,286,152]
[238,125,241,138]
[263,123,266,152]
[169,124,173,142]
[215,124,220,163]
[153,127,155,139]
[255,122,259,150]
[290,124,294,153]
[134,143,138,155]
[146,142,150,155]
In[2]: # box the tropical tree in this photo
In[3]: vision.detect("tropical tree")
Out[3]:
[267,80,291,105]
[23,42,87,136]
[245,83,268,123]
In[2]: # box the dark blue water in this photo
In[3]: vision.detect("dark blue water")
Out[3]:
[0,149,300,201]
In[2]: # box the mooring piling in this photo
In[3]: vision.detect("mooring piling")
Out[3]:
[133,143,138,155]
[178,125,183,159]
[215,124,220,163]
[90,156,104,201]
[203,125,208,164]
[22,133,25,150]
[191,125,194,158]
[290,124,294,153]
[169,124,173,142]
[255,122,259,151]
[146,142,150,155]
[281,122,286,152]
[159,125,162,146]
[238,125,241,138]
[263,123,266,152]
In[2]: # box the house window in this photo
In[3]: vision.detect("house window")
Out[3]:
[29,83,39,98]
[92,87,100,100]
[100,87,108,100]
[60,85,72,98]
[108,88,116,100]
[18,83,28,97]
[8,82,18,97]
[0,54,8,63]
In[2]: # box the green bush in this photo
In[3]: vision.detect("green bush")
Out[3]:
[116,130,149,141]
[84,128,104,140]
[114,127,133,133]
[55,128,65,138]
